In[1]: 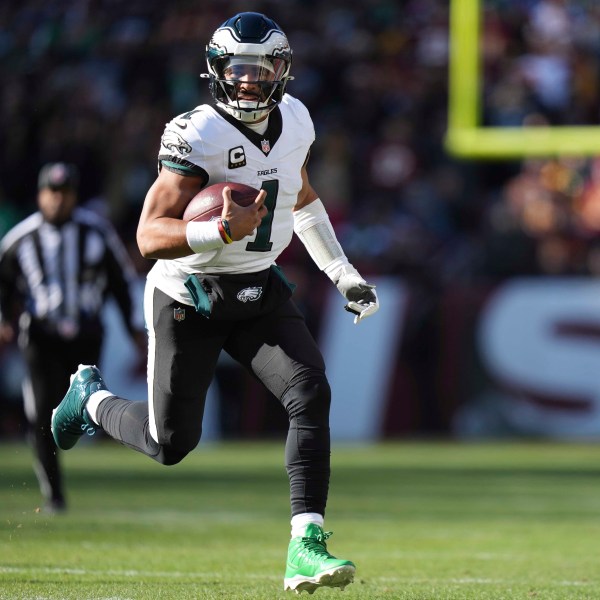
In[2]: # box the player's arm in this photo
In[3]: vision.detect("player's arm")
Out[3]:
[137,168,204,259]
[293,164,379,324]
[138,168,267,260]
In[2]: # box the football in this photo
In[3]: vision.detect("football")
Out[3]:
[182,182,260,222]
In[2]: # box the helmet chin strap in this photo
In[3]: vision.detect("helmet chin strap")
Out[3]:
[202,66,292,123]
[219,100,275,123]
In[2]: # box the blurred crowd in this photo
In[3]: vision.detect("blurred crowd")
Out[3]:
[2,0,600,284]
[3,0,600,436]
[479,0,600,279]
[0,0,599,292]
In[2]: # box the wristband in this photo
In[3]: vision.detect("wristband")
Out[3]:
[218,219,233,244]
[185,220,224,253]
[221,219,233,241]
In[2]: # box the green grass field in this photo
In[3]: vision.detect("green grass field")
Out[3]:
[1,439,600,599]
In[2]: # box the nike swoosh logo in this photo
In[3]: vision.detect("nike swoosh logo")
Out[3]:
[175,122,188,129]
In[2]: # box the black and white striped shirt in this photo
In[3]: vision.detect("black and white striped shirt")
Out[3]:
[0,207,140,340]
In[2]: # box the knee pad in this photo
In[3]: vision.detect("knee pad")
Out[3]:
[283,372,331,423]
[156,428,201,466]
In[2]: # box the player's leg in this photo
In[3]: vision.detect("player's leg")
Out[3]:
[224,299,355,593]
[226,299,331,515]
[22,330,102,512]
[53,284,228,465]
[22,338,68,511]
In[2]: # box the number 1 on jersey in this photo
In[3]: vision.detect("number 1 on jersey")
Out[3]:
[246,180,278,252]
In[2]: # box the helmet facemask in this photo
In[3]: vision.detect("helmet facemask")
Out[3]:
[203,13,293,123]
[209,55,289,122]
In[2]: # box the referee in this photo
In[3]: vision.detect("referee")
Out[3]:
[0,162,145,512]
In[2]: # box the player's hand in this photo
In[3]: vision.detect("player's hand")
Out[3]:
[335,271,379,324]
[222,187,267,241]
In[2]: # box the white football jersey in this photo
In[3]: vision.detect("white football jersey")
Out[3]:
[146,94,315,305]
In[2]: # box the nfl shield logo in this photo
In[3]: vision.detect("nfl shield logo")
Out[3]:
[261,139,270,154]
[174,308,186,322]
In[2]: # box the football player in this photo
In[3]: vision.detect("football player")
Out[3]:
[51,11,378,593]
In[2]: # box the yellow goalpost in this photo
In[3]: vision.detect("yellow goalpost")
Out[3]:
[445,0,600,158]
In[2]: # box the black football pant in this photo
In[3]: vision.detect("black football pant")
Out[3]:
[97,285,332,517]
[22,331,101,506]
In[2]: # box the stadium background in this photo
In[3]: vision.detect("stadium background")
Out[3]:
[2,0,600,442]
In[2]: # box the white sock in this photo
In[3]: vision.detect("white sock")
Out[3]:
[290,512,324,538]
[85,390,115,425]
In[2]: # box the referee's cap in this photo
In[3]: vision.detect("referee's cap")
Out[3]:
[38,162,79,191]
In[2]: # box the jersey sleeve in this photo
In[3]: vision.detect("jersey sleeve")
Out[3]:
[281,94,316,147]
[158,108,210,179]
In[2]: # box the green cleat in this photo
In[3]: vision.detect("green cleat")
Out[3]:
[284,523,356,594]
[51,364,106,450]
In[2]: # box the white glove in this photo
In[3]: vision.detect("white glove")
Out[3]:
[335,270,379,324]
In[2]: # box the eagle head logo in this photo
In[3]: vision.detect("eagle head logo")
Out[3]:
[237,287,263,303]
